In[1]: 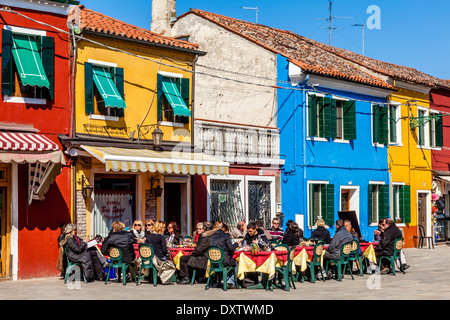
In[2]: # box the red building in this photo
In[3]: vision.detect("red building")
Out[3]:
[0,0,77,279]
[430,88,450,243]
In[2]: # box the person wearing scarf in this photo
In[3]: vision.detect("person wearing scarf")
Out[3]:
[59,224,105,282]
[131,220,146,244]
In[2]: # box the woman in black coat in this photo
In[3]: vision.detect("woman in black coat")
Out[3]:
[101,221,136,264]
[59,224,104,281]
[209,222,238,268]
[282,222,302,246]
[311,219,332,244]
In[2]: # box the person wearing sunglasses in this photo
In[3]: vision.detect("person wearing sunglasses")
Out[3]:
[131,220,146,244]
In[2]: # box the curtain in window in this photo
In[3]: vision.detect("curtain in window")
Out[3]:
[93,193,133,237]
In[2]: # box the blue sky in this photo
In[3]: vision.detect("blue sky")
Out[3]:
[79,0,450,80]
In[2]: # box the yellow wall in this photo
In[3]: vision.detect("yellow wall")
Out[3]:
[388,86,432,247]
[74,34,196,237]
[75,34,195,144]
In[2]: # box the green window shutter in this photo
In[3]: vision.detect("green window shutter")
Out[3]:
[157,74,164,121]
[372,105,380,143]
[321,184,335,226]
[379,106,389,145]
[435,115,444,147]
[318,97,326,138]
[308,95,317,136]
[389,105,397,143]
[1,29,14,96]
[343,100,356,140]
[309,184,316,225]
[84,62,94,114]
[379,184,390,220]
[177,77,190,124]
[40,35,55,100]
[330,98,337,139]
[322,97,332,139]
[400,185,411,224]
[113,67,124,117]
[368,184,374,223]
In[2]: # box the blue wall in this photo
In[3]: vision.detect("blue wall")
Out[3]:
[277,55,389,241]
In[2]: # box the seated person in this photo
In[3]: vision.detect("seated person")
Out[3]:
[146,220,176,284]
[375,219,405,274]
[311,218,331,244]
[230,220,246,240]
[166,221,182,246]
[282,221,301,246]
[373,219,384,241]
[267,217,284,240]
[59,223,105,282]
[242,221,270,251]
[101,221,137,271]
[210,222,239,287]
[178,222,214,284]
[130,220,146,244]
[255,220,272,241]
[323,219,353,276]
[344,219,363,241]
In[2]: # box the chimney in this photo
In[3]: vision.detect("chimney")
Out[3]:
[151,0,176,36]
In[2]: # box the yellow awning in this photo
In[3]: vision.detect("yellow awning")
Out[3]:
[80,145,229,175]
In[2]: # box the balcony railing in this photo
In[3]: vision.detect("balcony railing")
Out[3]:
[194,120,281,165]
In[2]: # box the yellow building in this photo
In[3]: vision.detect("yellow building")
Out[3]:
[61,6,228,238]
[387,82,434,247]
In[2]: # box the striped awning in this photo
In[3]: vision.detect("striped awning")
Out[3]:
[81,145,229,175]
[0,132,59,151]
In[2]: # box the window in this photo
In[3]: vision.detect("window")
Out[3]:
[308,182,334,227]
[210,179,244,226]
[372,104,389,145]
[157,74,190,124]
[84,62,125,117]
[389,103,402,144]
[416,108,429,147]
[368,183,389,224]
[1,28,54,100]
[429,111,443,148]
[392,184,411,224]
[307,95,356,140]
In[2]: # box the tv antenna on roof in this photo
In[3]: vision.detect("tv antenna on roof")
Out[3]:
[241,6,259,24]
[315,1,353,45]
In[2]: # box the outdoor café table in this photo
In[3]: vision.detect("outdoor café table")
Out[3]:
[169,246,195,269]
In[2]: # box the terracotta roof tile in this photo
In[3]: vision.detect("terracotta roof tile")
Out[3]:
[313,43,450,89]
[185,9,393,90]
[79,6,199,52]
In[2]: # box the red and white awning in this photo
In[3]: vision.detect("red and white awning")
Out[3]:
[0,132,59,151]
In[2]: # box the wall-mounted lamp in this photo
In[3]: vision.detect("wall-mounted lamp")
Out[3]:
[80,175,93,199]
[149,177,163,197]
[152,127,164,149]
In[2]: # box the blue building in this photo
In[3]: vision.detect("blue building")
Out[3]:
[277,55,394,241]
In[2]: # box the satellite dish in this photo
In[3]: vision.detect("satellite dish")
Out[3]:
[67,6,81,34]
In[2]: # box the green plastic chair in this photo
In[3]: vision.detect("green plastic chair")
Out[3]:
[135,244,157,286]
[325,242,354,281]
[205,246,239,291]
[378,237,405,276]
[306,242,326,283]
[348,240,365,276]
[63,247,87,284]
[104,246,136,285]
[273,244,296,291]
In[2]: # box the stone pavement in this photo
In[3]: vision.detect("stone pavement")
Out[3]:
[1,245,450,300]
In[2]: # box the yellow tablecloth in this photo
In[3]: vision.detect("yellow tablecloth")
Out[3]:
[362,243,377,264]
[235,252,284,280]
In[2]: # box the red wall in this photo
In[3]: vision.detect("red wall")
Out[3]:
[430,89,450,172]
[0,7,72,279]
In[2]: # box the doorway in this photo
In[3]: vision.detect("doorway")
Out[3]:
[418,192,431,237]
[0,165,10,278]
[163,176,190,236]
[164,183,181,227]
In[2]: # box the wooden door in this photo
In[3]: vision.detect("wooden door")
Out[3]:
[0,165,10,278]
[418,193,428,236]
